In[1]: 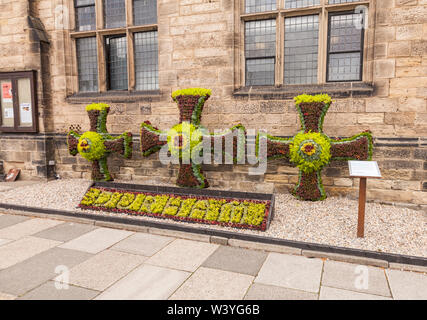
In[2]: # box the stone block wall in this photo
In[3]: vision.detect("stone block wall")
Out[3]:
[0,0,425,207]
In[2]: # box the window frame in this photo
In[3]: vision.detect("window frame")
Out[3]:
[70,0,159,94]
[236,0,372,88]
[0,71,38,133]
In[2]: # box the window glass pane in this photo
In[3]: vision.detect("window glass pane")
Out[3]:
[327,12,363,81]
[284,15,319,85]
[245,19,276,86]
[17,78,33,127]
[76,37,98,92]
[245,0,276,13]
[328,0,360,4]
[135,31,159,91]
[284,0,320,9]
[328,52,361,81]
[245,19,276,58]
[329,13,363,53]
[75,0,95,31]
[246,58,275,86]
[106,36,128,90]
[104,0,126,29]
[76,0,95,5]
[134,0,157,25]
[1,79,14,127]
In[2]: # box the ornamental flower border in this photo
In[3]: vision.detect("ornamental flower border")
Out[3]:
[78,182,274,231]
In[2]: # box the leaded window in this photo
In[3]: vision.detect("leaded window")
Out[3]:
[241,0,368,86]
[106,36,128,90]
[135,31,159,90]
[134,0,157,25]
[71,0,159,93]
[245,19,276,86]
[327,12,363,81]
[76,37,98,92]
[104,0,126,29]
[284,15,319,85]
[75,0,96,31]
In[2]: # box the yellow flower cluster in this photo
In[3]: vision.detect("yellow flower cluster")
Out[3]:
[294,94,332,105]
[171,88,212,99]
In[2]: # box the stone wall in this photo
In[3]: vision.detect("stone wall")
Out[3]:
[0,0,425,208]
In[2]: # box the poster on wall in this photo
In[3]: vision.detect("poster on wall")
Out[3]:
[4,108,14,119]
[20,103,32,124]
[1,82,12,103]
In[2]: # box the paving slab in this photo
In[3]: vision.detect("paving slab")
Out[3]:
[146,239,218,272]
[244,283,318,300]
[202,246,267,276]
[319,286,392,300]
[68,250,146,291]
[0,292,16,300]
[0,247,92,296]
[0,218,64,240]
[33,222,96,242]
[170,267,254,300]
[18,281,99,300]
[386,269,427,300]
[254,253,323,293]
[0,215,30,229]
[59,228,133,254]
[111,232,175,257]
[322,260,391,297]
[0,236,61,270]
[96,264,190,300]
[0,239,12,247]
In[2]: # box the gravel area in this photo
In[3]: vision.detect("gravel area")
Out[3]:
[0,179,425,258]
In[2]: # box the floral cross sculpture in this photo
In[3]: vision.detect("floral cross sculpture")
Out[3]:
[259,94,373,201]
[141,88,246,188]
[67,103,133,181]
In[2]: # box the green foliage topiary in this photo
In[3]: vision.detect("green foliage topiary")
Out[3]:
[171,88,212,99]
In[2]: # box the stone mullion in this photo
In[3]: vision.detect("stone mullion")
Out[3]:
[97,34,107,93]
[95,0,105,93]
[127,30,135,91]
[276,12,283,86]
[126,0,133,27]
[126,0,134,91]
[235,0,244,89]
[318,3,327,84]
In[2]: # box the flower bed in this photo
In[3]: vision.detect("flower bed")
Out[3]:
[78,184,273,231]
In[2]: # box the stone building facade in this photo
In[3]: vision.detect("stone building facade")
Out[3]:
[0,0,425,209]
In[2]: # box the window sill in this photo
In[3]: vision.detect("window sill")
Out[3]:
[233,82,374,100]
[66,90,163,104]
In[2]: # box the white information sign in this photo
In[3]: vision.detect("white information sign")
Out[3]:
[4,108,14,119]
[348,161,381,178]
[20,103,32,124]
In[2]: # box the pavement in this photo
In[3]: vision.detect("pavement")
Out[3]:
[0,212,426,300]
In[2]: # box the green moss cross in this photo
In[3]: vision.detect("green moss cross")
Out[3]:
[67,103,133,181]
[141,88,246,188]
[259,94,373,201]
